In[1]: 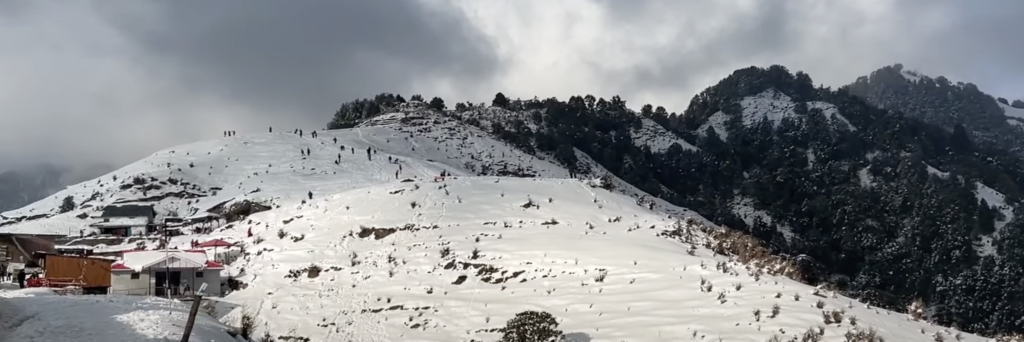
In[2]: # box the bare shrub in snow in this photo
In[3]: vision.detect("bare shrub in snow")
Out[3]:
[823,309,844,325]
[908,298,925,321]
[521,198,538,209]
[843,327,884,342]
[498,310,562,342]
[705,227,799,280]
[995,333,1024,342]
[594,269,608,283]
[800,327,824,342]
[277,229,287,239]
[770,304,780,318]
[349,251,360,266]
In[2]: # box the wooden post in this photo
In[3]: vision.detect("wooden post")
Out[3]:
[180,294,203,342]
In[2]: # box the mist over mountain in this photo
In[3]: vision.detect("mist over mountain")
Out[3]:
[0,162,113,213]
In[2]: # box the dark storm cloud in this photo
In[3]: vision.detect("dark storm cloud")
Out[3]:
[590,0,1024,109]
[97,0,498,117]
[0,1,497,171]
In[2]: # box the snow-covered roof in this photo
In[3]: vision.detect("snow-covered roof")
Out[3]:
[92,244,142,255]
[111,250,223,272]
[54,245,94,250]
[89,217,150,228]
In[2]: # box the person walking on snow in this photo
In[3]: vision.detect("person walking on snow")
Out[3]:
[333,137,337,144]
[16,268,26,289]
[308,191,313,200]
[366,147,372,161]
[269,126,273,133]
[306,147,311,156]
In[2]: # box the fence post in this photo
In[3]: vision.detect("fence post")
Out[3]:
[180,293,203,342]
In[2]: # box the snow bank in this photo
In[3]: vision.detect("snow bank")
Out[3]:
[0,287,238,342]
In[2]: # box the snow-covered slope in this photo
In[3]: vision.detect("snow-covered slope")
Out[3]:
[0,104,992,341]
[0,105,700,237]
[1000,102,1024,129]
[0,287,237,342]
[697,89,857,141]
[212,176,984,342]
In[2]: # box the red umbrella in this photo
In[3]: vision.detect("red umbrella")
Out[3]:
[197,239,234,262]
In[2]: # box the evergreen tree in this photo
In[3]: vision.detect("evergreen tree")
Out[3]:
[492,92,510,109]
[428,97,446,111]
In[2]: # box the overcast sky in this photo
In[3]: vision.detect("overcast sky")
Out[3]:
[1,0,1022,170]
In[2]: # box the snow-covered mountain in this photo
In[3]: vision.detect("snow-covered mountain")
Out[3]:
[0,101,997,341]
[847,63,1024,154]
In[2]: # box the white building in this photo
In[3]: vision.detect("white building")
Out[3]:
[110,249,224,297]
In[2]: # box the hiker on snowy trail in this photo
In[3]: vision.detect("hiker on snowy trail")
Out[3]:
[333,137,337,144]
[308,191,313,200]
[366,147,372,160]
[301,149,305,157]
[269,126,273,133]
[307,147,311,156]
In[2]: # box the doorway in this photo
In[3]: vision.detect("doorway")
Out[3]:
[153,270,182,296]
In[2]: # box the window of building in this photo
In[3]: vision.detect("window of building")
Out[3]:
[196,272,204,278]
[130,272,140,279]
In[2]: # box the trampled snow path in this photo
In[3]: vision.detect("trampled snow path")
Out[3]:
[0,286,237,342]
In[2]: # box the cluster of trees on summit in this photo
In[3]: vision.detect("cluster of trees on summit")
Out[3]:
[328,65,1024,336]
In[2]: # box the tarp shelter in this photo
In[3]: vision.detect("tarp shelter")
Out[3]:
[197,239,234,262]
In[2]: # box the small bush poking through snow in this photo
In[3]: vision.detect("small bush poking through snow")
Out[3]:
[995,334,1024,342]
[593,269,608,283]
[499,310,562,342]
[843,327,884,341]
[908,298,925,321]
